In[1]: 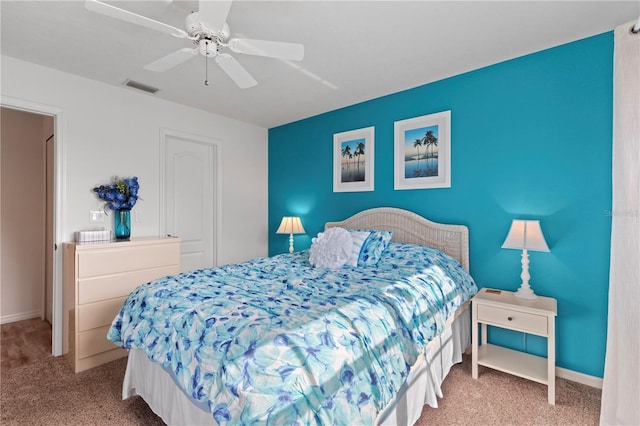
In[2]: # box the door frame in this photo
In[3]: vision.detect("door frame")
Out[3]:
[1,95,66,356]
[159,128,222,268]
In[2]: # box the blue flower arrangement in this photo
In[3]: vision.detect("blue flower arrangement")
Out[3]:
[93,176,140,211]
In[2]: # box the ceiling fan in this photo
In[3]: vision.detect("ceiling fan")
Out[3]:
[85,0,304,88]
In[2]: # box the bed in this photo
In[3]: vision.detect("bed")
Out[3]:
[109,207,477,425]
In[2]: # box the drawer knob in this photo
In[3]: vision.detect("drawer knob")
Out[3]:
[507,316,514,321]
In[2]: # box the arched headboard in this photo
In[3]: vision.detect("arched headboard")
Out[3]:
[325,207,469,271]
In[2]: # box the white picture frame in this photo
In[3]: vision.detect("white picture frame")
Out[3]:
[394,110,451,190]
[333,126,375,192]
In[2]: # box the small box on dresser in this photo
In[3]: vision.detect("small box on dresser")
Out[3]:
[63,237,180,373]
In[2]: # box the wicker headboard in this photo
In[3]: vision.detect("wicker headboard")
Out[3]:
[325,207,469,271]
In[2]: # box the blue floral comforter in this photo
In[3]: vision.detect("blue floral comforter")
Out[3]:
[108,242,477,425]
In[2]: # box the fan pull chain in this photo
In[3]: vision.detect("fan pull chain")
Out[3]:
[204,40,210,86]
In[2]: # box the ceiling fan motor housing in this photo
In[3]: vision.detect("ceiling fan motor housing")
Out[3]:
[185,12,230,40]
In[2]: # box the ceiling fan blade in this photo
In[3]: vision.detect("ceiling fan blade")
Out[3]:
[215,54,257,89]
[144,48,199,72]
[198,0,232,32]
[85,0,188,38]
[227,38,304,61]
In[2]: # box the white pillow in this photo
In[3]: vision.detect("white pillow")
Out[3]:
[346,230,371,266]
[309,227,353,269]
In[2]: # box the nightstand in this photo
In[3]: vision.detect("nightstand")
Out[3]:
[471,287,557,404]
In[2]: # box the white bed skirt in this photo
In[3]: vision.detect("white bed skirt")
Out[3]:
[122,305,470,426]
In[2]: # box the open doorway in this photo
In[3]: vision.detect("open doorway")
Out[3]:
[0,106,56,368]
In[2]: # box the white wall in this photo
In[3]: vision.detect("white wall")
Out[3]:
[1,107,46,322]
[1,55,269,266]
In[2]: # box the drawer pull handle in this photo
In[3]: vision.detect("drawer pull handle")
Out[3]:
[507,316,514,321]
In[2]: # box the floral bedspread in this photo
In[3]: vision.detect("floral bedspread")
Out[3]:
[108,242,477,425]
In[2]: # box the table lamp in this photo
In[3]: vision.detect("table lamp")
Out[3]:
[276,216,306,253]
[502,219,550,299]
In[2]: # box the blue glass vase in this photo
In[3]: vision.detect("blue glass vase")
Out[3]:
[114,209,131,240]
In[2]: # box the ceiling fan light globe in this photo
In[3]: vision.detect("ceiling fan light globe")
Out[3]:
[199,39,218,57]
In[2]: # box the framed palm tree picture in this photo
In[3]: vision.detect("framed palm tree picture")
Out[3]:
[333,126,375,192]
[394,110,451,190]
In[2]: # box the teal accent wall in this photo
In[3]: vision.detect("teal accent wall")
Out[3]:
[268,33,613,378]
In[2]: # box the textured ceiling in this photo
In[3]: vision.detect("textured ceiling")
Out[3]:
[1,1,638,128]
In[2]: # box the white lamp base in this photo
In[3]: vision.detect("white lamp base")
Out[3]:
[288,233,294,254]
[514,249,538,299]
[514,284,538,299]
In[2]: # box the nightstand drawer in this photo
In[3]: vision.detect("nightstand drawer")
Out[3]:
[477,304,547,335]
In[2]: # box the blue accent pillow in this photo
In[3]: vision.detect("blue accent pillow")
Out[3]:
[346,230,371,267]
[357,230,393,267]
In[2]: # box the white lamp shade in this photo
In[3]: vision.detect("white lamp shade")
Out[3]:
[502,219,550,252]
[276,216,306,235]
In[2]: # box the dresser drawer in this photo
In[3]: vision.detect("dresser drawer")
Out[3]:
[77,325,118,359]
[77,243,179,278]
[78,265,177,304]
[78,297,127,332]
[477,304,548,335]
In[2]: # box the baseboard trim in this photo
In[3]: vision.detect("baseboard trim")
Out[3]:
[0,310,42,325]
[557,366,603,389]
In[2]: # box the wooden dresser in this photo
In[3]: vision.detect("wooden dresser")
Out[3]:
[63,237,180,372]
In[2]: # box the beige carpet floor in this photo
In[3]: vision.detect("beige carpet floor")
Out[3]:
[1,354,600,425]
[417,356,601,425]
[1,318,52,371]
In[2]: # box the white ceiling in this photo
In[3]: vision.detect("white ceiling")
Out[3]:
[1,1,638,128]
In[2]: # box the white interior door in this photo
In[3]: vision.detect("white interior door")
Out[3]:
[45,123,54,324]
[162,131,217,272]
